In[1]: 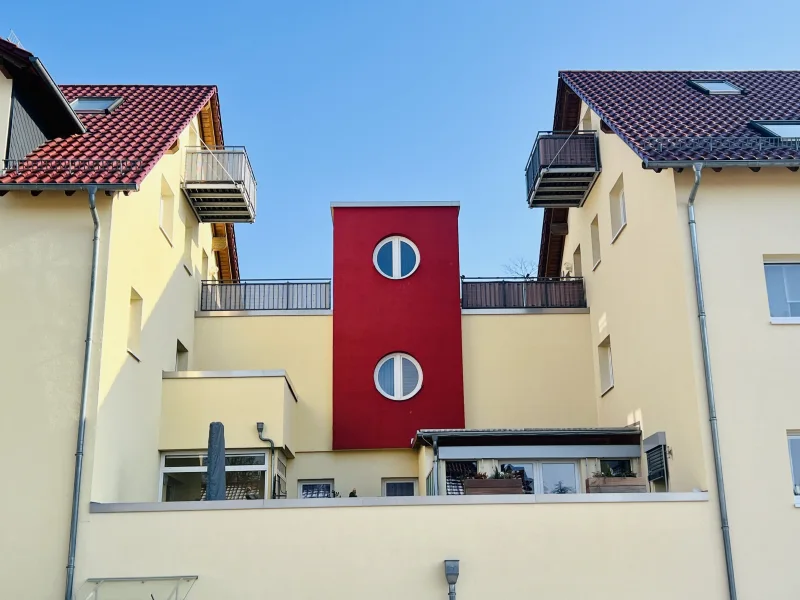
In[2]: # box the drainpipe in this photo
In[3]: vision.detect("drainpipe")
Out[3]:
[432,436,440,496]
[256,423,276,499]
[686,164,737,600]
[64,185,99,600]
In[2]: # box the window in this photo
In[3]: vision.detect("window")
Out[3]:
[383,479,417,497]
[373,236,420,279]
[590,216,601,268]
[598,335,614,395]
[764,263,800,321]
[500,462,579,494]
[599,459,633,476]
[751,121,800,139]
[374,353,423,401]
[572,246,583,277]
[160,452,267,501]
[609,177,627,241]
[688,80,743,95]
[274,458,288,499]
[128,288,143,358]
[175,340,188,371]
[299,480,334,499]
[70,96,123,113]
[159,176,175,243]
[788,436,800,500]
[445,461,477,495]
[541,462,579,494]
[183,212,197,274]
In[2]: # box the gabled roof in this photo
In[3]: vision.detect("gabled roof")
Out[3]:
[0,37,85,139]
[1,84,217,187]
[557,70,800,167]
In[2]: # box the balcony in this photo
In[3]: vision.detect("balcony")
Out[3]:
[160,371,296,454]
[200,279,332,311]
[461,277,586,309]
[525,131,601,208]
[182,146,256,223]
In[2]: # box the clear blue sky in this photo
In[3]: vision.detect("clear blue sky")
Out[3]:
[4,1,798,278]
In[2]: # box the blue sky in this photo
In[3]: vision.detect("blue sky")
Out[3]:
[3,0,799,278]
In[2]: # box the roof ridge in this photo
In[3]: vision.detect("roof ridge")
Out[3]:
[59,83,217,89]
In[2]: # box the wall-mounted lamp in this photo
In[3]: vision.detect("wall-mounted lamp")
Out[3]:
[443,559,459,600]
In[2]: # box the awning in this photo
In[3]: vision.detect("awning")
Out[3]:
[75,576,197,600]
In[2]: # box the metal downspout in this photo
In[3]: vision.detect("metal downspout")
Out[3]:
[432,436,439,496]
[64,185,99,600]
[686,164,737,600]
[257,426,276,499]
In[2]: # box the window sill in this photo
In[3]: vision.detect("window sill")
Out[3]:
[126,348,142,362]
[771,317,800,325]
[183,263,192,276]
[600,383,614,398]
[610,222,627,244]
[592,259,602,272]
[159,226,173,247]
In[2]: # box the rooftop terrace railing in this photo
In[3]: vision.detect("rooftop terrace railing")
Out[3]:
[200,279,332,311]
[461,277,587,309]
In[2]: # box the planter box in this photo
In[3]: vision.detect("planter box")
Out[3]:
[585,476,647,494]
[463,479,524,495]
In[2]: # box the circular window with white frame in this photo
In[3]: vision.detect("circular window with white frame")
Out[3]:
[374,353,423,401]
[373,236,420,279]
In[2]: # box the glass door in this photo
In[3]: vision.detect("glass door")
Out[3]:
[538,461,580,494]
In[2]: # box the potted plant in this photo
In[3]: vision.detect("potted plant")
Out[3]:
[463,467,524,495]
[586,465,647,493]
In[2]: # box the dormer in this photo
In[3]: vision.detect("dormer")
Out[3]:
[0,37,84,163]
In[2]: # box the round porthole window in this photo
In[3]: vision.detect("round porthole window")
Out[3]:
[373,236,420,279]
[374,353,423,401]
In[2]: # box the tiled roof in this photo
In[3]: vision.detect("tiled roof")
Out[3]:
[560,71,800,165]
[1,84,216,186]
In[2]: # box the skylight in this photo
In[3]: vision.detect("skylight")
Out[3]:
[750,121,800,139]
[688,80,743,95]
[70,97,123,113]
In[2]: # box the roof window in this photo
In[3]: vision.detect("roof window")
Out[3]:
[688,80,743,95]
[750,121,800,139]
[70,97,123,113]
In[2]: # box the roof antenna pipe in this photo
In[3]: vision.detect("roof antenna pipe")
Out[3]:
[687,163,737,600]
[64,185,99,600]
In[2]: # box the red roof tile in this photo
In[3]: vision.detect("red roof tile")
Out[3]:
[1,84,216,186]
[560,70,800,165]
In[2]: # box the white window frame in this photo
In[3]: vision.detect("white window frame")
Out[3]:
[373,236,421,280]
[610,188,627,242]
[382,478,418,497]
[590,216,601,270]
[498,460,582,494]
[751,120,800,140]
[158,450,268,502]
[688,80,743,95]
[598,335,614,396]
[764,262,800,324]
[788,436,800,506]
[298,479,335,499]
[374,352,423,401]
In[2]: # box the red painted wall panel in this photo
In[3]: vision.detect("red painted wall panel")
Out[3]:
[332,206,465,450]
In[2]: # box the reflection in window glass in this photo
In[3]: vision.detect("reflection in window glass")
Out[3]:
[789,437,800,496]
[376,242,393,277]
[400,241,417,277]
[500,463,534,493]
[385,481,415,496]
[401,357,419,397]
[599,459,633,476]
[301,482,333,498]
[542,463,577,494]
[162,470,265,501]
[377,358,395,397]
[765,264,800,318]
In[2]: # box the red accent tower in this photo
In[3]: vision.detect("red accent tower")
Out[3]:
[332,203,465,450]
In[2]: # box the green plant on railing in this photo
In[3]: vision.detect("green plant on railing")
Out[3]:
[592,465,638,478]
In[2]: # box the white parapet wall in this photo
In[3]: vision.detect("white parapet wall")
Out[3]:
[76,494,728,600]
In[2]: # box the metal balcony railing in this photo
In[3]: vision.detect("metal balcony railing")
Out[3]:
[200,279,331,311]
[524,131,601,208]
[461,277,587,309]
[183,146,257,223]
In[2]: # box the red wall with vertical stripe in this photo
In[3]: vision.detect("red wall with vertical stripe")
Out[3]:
[332,205,465,450]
